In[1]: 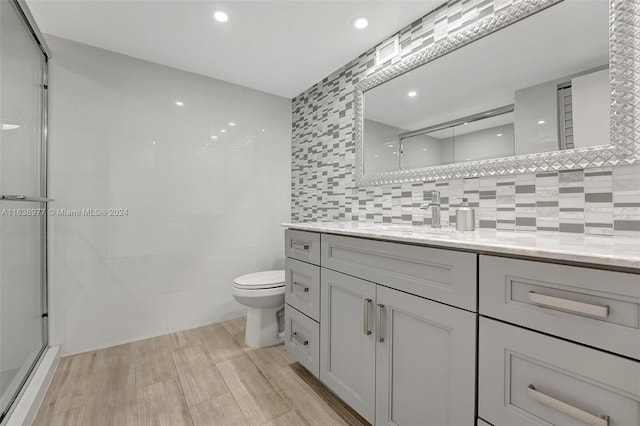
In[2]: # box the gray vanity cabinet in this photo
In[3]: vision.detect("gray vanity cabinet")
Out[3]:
[320,268,476,425]
[375,285,476,426]
[479,317,640,426]
[320,269,377,422]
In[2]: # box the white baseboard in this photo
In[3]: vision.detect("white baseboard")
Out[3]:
[3,346,60,426]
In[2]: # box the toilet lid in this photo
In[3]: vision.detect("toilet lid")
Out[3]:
[233,270,285,290]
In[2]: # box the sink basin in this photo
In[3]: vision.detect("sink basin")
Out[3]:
[385,225,454,235]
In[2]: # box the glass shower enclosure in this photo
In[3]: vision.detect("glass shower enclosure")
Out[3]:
[0,0,51,421]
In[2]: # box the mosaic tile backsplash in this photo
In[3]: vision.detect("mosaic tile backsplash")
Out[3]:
[291,0,640,236]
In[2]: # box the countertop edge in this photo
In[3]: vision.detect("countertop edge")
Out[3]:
[282,223,640,272]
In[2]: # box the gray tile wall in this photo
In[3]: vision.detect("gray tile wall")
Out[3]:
[291,0,640,236]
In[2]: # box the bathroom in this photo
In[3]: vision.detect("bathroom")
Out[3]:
[1,0,638,425]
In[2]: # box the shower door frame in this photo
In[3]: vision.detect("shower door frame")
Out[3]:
[0,0,51,423]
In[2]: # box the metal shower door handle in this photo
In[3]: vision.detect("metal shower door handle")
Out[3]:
[1,194,54,202]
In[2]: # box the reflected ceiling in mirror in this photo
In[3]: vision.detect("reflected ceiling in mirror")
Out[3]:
[355,0,639,186]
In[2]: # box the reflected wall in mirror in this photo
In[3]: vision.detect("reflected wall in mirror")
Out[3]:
[356,0,637,185]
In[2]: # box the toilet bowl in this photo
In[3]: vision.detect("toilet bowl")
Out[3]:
[232,270,285,348]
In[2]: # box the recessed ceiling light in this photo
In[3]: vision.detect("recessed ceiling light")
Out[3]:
[387,144,394,148]
[229,122,235,126]
[175,101,184,106]
[213,11,228,22]
[220,129,227,133]
[538,120,545,124]
[261,129,266,132]
[497,133,503,137]
[407,91,417,97]
[211,135,217,139]
[353,17,368,29]
[152,140,156,144]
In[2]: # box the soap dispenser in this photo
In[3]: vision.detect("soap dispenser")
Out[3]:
[456,198,475,231]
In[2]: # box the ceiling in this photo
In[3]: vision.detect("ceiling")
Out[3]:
[26,0,445,99]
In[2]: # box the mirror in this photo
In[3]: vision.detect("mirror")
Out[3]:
[356,0,635,185]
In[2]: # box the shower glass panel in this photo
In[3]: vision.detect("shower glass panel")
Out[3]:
[0,0,49,420]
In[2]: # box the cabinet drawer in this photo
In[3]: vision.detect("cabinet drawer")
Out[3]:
[480,255,640,359]
[285,258,320,321]
[479,317,640,426]
[285,230,320,265]
[284,305,319,378]
[321,234,477,311]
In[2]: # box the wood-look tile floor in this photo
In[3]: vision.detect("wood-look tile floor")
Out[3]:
[33,317,369,426]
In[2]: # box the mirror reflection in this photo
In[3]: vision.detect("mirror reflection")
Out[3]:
[364,0,609,175]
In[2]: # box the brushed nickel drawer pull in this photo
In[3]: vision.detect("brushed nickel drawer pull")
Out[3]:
[528,291,609,318]
[527,385,609,426]
[363,298,372,336]
[293,282,309,292]
[292,332,308,346]
[376,304,384,342]
[291,241,309,251]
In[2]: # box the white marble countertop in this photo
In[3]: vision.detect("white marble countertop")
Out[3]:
[282,222,640,271]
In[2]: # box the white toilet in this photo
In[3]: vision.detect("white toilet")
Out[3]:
[232,270,285,347]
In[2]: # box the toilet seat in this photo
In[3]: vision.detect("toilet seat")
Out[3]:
[233,270,285,290]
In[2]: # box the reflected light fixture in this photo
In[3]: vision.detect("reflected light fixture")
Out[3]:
[213,11,228,22]
[1,124,20,130]
[463,122,468,126]
[211,135,218,139]
[407,91,417,97]
[229,122,236,126]
[497,133,503,137]
[175,101,184,106]
[220,129,227,133]
[538,120,545,124]
[353,17,368,29]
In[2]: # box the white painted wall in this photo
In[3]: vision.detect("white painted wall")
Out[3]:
[364,119,404,174]
[514,79,559,155]
[454,124,514,163]
[402,132,453,169]
[46,36,292,355]
[572,68,610,148]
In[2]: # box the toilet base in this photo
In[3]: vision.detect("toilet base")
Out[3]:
[245,303,284,348]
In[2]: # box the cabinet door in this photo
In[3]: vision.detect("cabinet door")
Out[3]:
[320,268,376,423]
[376,285,477,426]
[479,317,640,426]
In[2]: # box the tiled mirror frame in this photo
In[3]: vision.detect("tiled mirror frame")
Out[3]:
[354,0,639,186]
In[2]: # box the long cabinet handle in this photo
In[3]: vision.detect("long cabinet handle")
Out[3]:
[291,241,309,251]
[527,385,609,426]
[292,332,308,346]
[363,298,372,335]
[527,291,609,318]
[293,282,309,293]
[376,304,384,342]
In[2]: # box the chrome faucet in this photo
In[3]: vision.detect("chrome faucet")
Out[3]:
[420,190,441,228]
